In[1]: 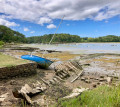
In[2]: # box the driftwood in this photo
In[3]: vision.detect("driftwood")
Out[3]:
[12,84,46,105]
[40,78,50,86]
[71,71,84,83]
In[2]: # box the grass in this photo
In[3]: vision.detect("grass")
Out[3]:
[54,85,120,107]
[0,45,2,48]
[0,53,29,68]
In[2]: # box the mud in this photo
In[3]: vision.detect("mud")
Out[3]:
[0,46,120,106]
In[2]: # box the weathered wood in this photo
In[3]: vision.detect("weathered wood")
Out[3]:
[55,61,82,74]
[40,78,50,86]
[71,71,84,83]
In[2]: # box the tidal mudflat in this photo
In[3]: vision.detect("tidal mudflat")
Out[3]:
[0,44,120,106]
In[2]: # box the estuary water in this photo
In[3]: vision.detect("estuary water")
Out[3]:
[24,43,120,54]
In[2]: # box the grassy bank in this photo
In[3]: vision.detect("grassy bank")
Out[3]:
[54,85,120,107]
[0,53,29,67]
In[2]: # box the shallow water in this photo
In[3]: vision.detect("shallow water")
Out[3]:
[23,43,120,54]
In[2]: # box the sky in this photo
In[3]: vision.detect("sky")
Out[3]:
[0,0,120,37]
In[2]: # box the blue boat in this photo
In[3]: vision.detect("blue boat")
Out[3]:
[21,55,53,68]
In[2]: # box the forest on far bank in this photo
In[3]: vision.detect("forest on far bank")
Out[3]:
[27,34,120,43]
[1,25,120,44]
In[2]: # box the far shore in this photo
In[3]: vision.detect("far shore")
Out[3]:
[22,43,120,54]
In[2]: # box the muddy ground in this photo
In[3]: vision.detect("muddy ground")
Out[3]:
[0,47,120,106]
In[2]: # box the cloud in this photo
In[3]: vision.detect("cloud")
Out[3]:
[24,27,29,31]
[66,24,70,26]
[105,20,108,23]
[0,0,120,26]
[0,18,19,27]
[47,24,56,29]
[38,17,52,25]
[30,31,35,33]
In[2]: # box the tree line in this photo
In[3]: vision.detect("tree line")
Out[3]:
[27,33,81,43]
[1,25,120,44]
[27,34,120,43]
[0,25,26,43]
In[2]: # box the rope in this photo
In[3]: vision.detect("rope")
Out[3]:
[42,15,65,57]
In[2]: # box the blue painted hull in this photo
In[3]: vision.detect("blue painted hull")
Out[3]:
[21,55,53,67]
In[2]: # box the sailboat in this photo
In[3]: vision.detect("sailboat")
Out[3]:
[21,55,53,68]
[21,16,64,68]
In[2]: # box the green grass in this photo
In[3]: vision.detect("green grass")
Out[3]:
[0,53,29,67]
[54,85,120,107]
[0,45,2,48]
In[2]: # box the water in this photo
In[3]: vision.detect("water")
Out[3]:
[24,43,120,54]
[61,43,120,54]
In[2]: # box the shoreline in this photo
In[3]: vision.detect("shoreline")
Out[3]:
[22,43,120,54]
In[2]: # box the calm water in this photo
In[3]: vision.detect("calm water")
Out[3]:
[24,43,120,54]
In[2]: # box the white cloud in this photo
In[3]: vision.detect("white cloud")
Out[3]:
[67,24,70,26]
[0,0,120,26]
[105,20,108,23]
[0,18,19,27]
[30,31,35,33]
[47,24,56,29]
[38,17,52,25]
[24,27,29,31]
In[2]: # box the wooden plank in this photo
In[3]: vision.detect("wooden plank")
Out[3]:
[71,71,84,83]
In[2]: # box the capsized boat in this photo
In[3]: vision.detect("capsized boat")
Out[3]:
[21,55,53,68]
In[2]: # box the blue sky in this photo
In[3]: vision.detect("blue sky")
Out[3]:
[0,0,120,37]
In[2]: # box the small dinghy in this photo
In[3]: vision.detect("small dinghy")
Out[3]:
[21,55,53,68]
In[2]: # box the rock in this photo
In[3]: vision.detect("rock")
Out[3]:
[12,83,46,105]
[63,88,89,99]
[95,78,99,80]
[97,82,100,85]
[83,63,90,66]
[100,82,105,85]
[99,78,106,82]
[106,77,112,84]
[10,80,17,85]
[81,77,85,81]
[0,93,8,102]
[12,88,22,98]
[90,77,94,79]
[85,80,91,83]
[100,76,104,78]
[113,76,119,79]
[92,84,97,88]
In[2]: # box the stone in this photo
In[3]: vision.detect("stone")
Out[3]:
[90,77,94,79]
[106,77,112,84]
[99,78,106,82]
[113,76,119,79]
[81,77,85,81]
[95,78,99,80]
[10,80,17,85]
[97,82,100,85]
[13,83,46,105]
[85,80,91,83]
[100,76,104,78]
[0,93,8,102]
[63,88,89,99]
[92,84,97,88]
